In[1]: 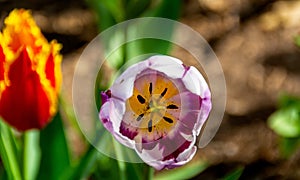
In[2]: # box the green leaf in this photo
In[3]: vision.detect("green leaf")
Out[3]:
[112,162,153,180]
[0,119,22,180]
[0,166,8,180]
[143,0,181,20]
[126,0,151,19]
[124,0,181,62]
[86,0,118,31]
[92,154,120,180]
[295,35,300,47]
[222,167,244,180]
[63,144,100,180]
[100,0,125,22]
[146,165,154,180]
[268,107,300,138]
[125,163,152,180]
[59,96,84,140]
[279,137,300,158]
[127,0,151,18]
[65,143,138,180]
[87,0,182,71]
[104,30,128,69]
[154,161,209,180]
[37,112,70,180]
[23,130,40,180]
[278,94,300,109]
[126,39,172,61]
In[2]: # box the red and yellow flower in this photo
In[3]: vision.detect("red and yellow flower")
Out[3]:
[0,9,62,131]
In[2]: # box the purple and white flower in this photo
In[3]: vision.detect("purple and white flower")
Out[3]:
[99,55,211,170]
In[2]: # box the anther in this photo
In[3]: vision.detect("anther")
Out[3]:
[160,88,168,97]
[149,83,152,94]
[137,95,146,104]
[136,114,144,121]
[163,116,173,123]
[148,119,153,132]
[167,104,178,109]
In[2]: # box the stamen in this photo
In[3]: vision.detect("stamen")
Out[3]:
[160,88,168,97]
[136,114,144,121]
[147,101,153,110]
[163,116,173,123]
[149,82,152,94]
[148,119,153,132]
[137,95,146,104]
[167,104,178,109]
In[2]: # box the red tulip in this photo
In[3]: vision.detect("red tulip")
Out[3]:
[0,9,62,131]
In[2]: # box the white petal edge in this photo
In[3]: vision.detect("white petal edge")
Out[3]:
[147,55,186,79]
[110,60,149,100]
[195,91,212,136]
[99,98,136,149]
[182,66,210,98]
[135,133,197,170]
[169,146,197,168]
[139,144,197,170]
[110,55,188,100]
[181,66,212,135]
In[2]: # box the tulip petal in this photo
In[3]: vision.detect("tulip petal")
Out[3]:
[181,66,212,135]
[110,60,149,101]
[168,91,201,130]
[182,66,210,98]
[45,41,62,92]
[0,46,4,81]
[99,95,137,149]
[135,123,197,170]
[45,51,56,88]
[148,55,186,79]
[0,49,51,131]
[137,144,197,170]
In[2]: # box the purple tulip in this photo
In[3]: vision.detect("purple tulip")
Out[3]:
[99,55,211,170]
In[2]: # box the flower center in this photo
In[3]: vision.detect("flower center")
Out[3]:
[124,72,181,141]
[147,93,166,113]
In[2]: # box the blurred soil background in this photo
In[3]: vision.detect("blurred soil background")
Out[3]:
[1,0,300,179]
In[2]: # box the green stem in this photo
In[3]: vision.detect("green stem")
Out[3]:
[112,139,127,180]
[23,130,40,180]
[147,166,154,180]
[0,120,22,180]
